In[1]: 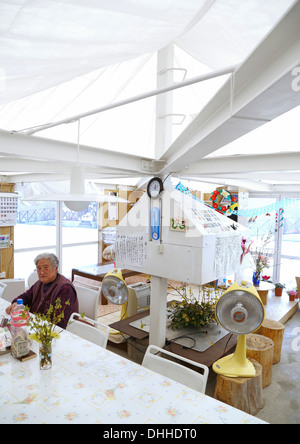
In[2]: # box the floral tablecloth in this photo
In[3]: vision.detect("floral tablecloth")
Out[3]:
[0,299,266,424]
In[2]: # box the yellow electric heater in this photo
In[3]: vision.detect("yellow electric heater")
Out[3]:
[101,269,137,321]
[213,282,265,378]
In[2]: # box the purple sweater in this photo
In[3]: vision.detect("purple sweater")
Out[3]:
[13,274,78,329]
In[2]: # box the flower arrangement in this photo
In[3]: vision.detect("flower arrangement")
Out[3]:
[250,231,274,269]
[24,297,70,345]
[250,230,275,286]
[22,297,72,369]
[252,254,271,274]
[167,285,217,330]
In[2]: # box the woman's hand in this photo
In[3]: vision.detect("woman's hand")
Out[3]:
[5,303,17,316]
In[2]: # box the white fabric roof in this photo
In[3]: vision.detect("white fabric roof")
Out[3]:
[1,0,291,104]
[0,0,300,193]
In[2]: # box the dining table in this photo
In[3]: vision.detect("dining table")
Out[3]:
[0,298,266,425]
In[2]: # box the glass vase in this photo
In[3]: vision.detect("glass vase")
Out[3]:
[252,271,261,287]
[39,341,52,370]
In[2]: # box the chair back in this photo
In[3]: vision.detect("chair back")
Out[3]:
[28,271,39,288]
[67,313,110,348]
[0,282,7,299]
[142,345,209,394]
[0,279,25,303]
[73,281,101,321]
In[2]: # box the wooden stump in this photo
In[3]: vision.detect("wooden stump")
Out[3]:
[257,319,285,364]
[257,290,268,305]
[214,359,264,416]
[246,334,274,388]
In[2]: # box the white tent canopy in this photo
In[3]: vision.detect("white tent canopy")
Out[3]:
[0,0,300,193]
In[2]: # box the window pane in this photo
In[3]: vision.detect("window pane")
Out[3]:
[62,202,98,245]
[280,199,300,287]
[281,199,300,257]
[14,248,56,282]
[62,244,99,279]
[278,257,299,289]
[243,197,277,282]
[15,202,57,249]
[15,202,57,279]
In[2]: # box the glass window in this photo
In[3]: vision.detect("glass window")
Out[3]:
[15,202,57,249]
[280,199,300,288]
[14,200,99,282]
[243,197,277,282]
[62,202,98,245]
[14,248,57,283]
[61,244,99,278]
[14,202,57,280]
[61,202,99,279]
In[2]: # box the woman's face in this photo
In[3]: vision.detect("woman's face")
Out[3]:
[36,259,58,284]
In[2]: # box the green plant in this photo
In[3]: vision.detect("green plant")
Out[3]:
[275,283,286,289]
[167,285,217,330]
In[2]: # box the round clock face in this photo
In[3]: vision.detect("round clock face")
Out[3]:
[147,177,163,198]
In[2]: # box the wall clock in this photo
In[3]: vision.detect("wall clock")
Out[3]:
[147,177,164,199]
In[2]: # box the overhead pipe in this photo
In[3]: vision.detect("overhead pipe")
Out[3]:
[14,64,238,136]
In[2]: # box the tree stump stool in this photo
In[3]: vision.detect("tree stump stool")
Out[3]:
[214,359,264,416]
[257,319,285,364]
[257,289,268,305]
[246,334,274,388]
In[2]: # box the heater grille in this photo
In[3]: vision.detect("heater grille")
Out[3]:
[101,275,128,305]
[216,290,265,335]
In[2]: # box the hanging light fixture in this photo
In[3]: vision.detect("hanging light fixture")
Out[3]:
[64,165,91,212]
[22,120,129,209]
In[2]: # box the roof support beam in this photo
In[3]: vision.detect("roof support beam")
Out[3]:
[0,129,158,176]
[159,1,300,175]
[183,152,300,176]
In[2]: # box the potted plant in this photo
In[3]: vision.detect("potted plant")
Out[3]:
[167,285,217,330]
[287,289,298,302]
[274,283,285,297]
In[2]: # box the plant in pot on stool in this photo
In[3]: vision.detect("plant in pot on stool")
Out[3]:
[287,289,298,302]
[275,283,286,297]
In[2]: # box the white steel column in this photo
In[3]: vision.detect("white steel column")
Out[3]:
[154,45,175,159]
[56,201,63,273]
[149,276,168,348]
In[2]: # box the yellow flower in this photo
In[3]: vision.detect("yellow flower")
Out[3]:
[28,334,41,343]
[28,332,60,343]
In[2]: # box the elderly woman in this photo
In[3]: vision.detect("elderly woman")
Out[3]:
[6,253,78,329]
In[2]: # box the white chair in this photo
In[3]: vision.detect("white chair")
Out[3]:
[0,282,7,299]
[142,345,209,394]
[73,281,101,322]
[0,279,26,303]
[67,313,110,348]
[27,271,39,288]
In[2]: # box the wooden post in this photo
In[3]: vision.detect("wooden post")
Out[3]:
[257,290,268,305]
[257,319,285,364]
[246,334,274,388]
[0,183,15,279]
[214,359,264,416]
